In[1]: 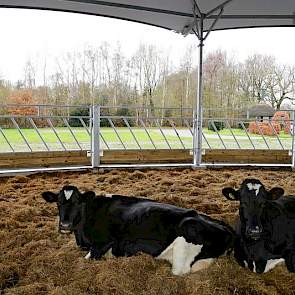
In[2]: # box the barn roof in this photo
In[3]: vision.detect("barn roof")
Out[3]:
[0,1,295,35]
[248,104,275,117]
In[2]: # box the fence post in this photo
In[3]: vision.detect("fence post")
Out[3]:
[292,110,295,169]
[91,105,100,168]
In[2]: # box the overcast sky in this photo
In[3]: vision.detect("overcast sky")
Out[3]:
[0,8,295,82]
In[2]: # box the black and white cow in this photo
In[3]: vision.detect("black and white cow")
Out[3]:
[222,178,295,273]
[42,185,235,275]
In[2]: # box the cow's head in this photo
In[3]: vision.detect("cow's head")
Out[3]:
[222,179,284,241]
[42,186,95,234]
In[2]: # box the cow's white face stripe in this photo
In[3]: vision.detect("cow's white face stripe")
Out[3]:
[105,194,113,198]
[264,258,284,273]
[64,190,73,200]
[247,183,261,196]
[157,236,203,276]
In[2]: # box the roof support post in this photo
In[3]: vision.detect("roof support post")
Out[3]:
[193,14,204,167]
[191,0,234,167]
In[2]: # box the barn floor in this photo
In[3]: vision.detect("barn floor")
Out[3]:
[1,167,295,295]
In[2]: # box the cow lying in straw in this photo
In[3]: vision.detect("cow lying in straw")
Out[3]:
[42,186,234,275]
[222,178,295,273]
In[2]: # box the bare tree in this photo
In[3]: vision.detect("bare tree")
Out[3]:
[112,42,124,107]
[239,54,275,102]
[159,54,170,123]
[264,65,295,109]
[81,46,99,105]
[239,54,295,109]
[23,59,36,89]
[133,44,161,119]
[203,50,227,116]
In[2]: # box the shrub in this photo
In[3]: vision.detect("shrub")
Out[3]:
[248,121,281,136]
[68,107,90,127]
[238,122,249,130]
[208,121,225,131]
[114,108,135,127]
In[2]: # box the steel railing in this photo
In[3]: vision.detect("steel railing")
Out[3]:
[0,104,295,169]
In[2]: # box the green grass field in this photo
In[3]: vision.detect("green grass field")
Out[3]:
[0,127,293,152]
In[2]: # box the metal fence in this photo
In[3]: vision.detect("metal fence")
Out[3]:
[202,117,294,150]
[0,104,295,169]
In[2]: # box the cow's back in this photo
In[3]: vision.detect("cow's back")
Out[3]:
[106,196,197,256]
[276,196,295,219]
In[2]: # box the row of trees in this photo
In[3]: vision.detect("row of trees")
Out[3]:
[0,42,295,121]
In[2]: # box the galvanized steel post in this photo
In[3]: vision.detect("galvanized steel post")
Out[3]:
[91,105,100,168]
[193,16,204,167]
[191,0,233,167]
[292,110,295,169]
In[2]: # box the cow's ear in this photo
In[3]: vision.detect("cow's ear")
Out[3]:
[42,191,58,203]
[268,187,284,200]
[81,191,96,202]
[222,188,240,201]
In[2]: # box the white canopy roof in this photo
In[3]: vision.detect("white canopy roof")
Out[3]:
[0,0,295,35]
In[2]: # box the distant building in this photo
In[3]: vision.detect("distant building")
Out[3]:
[247,104,275,121]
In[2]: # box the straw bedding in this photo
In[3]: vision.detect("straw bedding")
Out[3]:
[1,168,295,295]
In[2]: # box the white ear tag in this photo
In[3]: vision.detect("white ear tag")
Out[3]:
[64,190,73,200]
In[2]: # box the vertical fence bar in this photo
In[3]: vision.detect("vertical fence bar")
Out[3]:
[11,118,33,152]
[123,117,142,149]
[184,119,211,149]
[79,117,91,136]
[107,117,127,149]
[100,132,110,150]
[240,121,255,149]
[155,119,171,149]
[268,121,284,150]
[63,118,82,150]
[292,110,295,169]
[89,106,93,134]
[139,118,157,149]
[47,118,67,151]
[28,118,50,151]
[210,120,226,149]
[255,120,269,149]
[0,127,14,152]
[169,119,186,149]
[92,105,100,168]
[226,120,241,149]
[202,131,211,149]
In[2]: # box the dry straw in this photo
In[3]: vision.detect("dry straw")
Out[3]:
[1,168,295,294]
